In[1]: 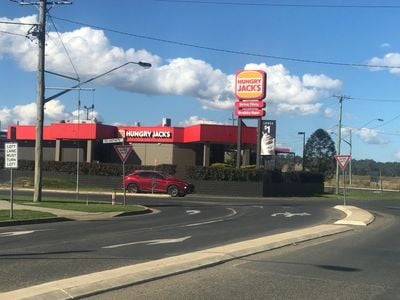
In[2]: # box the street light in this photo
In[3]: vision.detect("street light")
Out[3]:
[298,131,305,171]
[33,61,152,202]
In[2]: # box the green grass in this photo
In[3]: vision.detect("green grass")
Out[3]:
[323,189,400,201]
[0,209,55,221]
[20,200,147,213]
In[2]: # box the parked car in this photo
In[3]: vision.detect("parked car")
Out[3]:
[124,170,194,197]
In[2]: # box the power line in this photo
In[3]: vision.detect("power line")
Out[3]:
[47,13,80,80]
[153,0,400,9]
[0,30,28,38]
[0,20,38,25]
[51,15,400,70]
[350,97,400,103]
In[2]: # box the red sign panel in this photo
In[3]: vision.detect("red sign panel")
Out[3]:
[235,101,266,109]
[235,70,267,100]
[235,109,266,117]
[114,145,132,163]
[335,154,351,170]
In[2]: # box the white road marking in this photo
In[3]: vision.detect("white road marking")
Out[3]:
[252,205,264,209]
[0,230,35,237]
[271,212,311,218]
[186,210,201,215]
[184,208,237,227]
[102,236,191,249]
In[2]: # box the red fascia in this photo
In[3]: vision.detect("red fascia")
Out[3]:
[8,123,117,140]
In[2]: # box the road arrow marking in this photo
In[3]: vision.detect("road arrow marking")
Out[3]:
[186,210,201,215]
[0,230,35,237]
[102,236,191,249]
[271,212,311,218]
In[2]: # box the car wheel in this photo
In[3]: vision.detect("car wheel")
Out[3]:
[167,185,179,197]
[127,183,139,193]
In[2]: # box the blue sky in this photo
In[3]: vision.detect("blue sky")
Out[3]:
[1,0,400,162]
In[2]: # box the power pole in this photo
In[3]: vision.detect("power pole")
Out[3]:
[333,95,351,195]
[13,0,72,202]
[33,0,47,203]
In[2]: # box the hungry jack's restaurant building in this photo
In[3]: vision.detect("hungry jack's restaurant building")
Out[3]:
[6,119,259,168]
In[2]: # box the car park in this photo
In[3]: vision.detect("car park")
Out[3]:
[124,170,194,197]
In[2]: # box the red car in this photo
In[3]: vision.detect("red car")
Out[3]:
[124,170,194,197]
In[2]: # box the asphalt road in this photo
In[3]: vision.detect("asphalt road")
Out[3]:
[88,199,400,300]
[0,192,342,292]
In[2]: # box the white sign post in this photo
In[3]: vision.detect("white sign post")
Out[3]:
[5,143,18,219]
[335,154,351,206]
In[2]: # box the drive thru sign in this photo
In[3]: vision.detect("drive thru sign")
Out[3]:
[114,145,132,163]
[335,154,351,170]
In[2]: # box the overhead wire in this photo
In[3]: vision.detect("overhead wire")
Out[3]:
[51,15,400,70]
[47,13,80,81]
[153,0,400,9]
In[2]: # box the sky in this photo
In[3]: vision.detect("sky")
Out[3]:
[1,0,400,162]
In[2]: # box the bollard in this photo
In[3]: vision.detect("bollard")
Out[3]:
[111,189,116,205]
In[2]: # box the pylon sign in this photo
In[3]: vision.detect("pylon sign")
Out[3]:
[335,154,351,170]
[114,145,132,163]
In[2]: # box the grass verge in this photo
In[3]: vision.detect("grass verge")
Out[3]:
[0,209,55,221]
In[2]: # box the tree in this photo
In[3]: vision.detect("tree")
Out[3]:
[304,129,336,178]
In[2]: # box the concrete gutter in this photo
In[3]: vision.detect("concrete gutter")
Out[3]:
[0,205,374,299]
[334,205,375,226]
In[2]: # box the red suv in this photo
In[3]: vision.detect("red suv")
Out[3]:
[124,170,194,197]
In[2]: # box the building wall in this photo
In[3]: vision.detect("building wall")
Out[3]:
[172,144,197,167]
[131,143,174,165]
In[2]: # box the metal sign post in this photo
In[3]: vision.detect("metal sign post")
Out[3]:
[335,154,351,206]
[5,143,18,219]
[114,145,132,206]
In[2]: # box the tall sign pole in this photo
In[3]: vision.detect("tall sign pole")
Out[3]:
[335,154,351,206]
[234,70,267,169]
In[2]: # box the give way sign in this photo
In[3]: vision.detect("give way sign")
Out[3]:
[335,154,351,170]
[114,145,132,163]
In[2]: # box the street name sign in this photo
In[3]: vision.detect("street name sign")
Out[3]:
[5,143,18,169]
[103,138,124,144]
[335,154,351,170]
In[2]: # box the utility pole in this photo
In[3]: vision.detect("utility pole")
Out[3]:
[333,95,351,194]
[13,1,72,202]
[33,0,47,203]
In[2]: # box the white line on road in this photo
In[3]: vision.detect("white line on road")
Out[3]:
[102,236,192,249]
[184,208,237,227]
[0,230,35,237]
[271,212,311,218]
[186,210,201,215]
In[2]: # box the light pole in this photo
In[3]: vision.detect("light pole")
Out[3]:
[33,61,151,202]
[298,131,305,171]
[84,104,95,120]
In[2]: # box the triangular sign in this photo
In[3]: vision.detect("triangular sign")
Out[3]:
[335,154,351,170]
[114,145,132,163]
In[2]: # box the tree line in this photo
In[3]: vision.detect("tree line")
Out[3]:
[301,129,400,178]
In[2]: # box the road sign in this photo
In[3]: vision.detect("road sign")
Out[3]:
[114,145,132,163]
[5,143,18,169]
[335,154,351,170]
[103,138,124,144]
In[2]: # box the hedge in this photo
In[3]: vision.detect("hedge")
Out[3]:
[5,160,176,176]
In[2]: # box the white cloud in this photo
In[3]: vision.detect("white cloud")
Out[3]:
[324,107,335,118]
[395,151,400,160]
[380,43,391,48]
[355,128,388,145]
[367,52,400,74]
[0,100,102,126]
[178,115,224,126]
[0,15,343,124]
